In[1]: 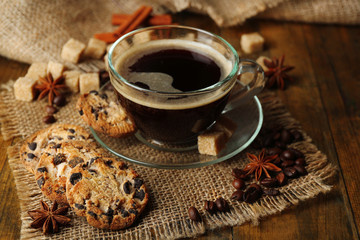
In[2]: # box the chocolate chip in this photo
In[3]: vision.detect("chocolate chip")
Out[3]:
[53,95,66,107]
[67,135,75,140]
[128,209,138,215]
[51,143,62,149]
[68,157,84,168]
[121,209,129,217]
[231,190,244,201]
[188,207,201,222]
[215,197,230,212]
[87,211,97,219]
[90,90,99,95]
[70,173,82,185]
[134,178,143,189]
[105,208,114,223]
[53,153,66,165]
[89,157,99,165]
[78,109,83,115]
[37,167,47,173]
[91,107,95,113]
[88,169,97,175]
[75,203,86,210]
[27,153,36,159]
[28,142,37,151]
[100,93,108,100]
[55,186,65,194]
[263,188,280,196]
[123,181,131,194]
[94,112,99,121]
[68,128,75,133]
[134,189,145,201]
[37,176,45,188]
[105,160,114,168]
[43,115,56,124]
[204,200,217,213]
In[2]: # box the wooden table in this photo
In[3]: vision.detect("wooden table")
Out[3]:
[1,12,359,239]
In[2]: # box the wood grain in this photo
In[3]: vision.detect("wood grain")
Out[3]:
[1,12,360,239]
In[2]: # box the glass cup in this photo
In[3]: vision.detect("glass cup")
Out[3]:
[108,25,266,150]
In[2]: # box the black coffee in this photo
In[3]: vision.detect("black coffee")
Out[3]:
[128,49,222,91]
[113,40,232,145]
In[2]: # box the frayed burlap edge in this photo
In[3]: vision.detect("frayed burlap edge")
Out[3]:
[3,90,337,240]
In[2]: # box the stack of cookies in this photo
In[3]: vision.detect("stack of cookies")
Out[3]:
[20,124,148,230]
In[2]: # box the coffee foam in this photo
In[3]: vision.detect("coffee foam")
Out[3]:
[111,39,234,109]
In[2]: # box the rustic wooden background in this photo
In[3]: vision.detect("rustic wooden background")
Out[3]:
[0,12,359,239]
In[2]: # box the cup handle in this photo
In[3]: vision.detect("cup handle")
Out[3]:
[223,59,266,113]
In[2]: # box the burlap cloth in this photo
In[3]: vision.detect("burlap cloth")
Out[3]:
[0,0,359,66]
[0,86,337,239]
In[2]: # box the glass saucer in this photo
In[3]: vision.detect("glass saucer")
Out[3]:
[90,91,263,169]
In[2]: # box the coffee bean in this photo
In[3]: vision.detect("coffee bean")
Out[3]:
[53,94,66,107]
[275,141,287,149]
[288,148,305,159]
[273,132,281,141]
[232,168,248,180]
[294,165,308,176]
[260,178,278,188]
[281,160,295,168]
[232,178,245,189]
[43,115,56,124]
[267,147,283,156]
[295,158,306,166]
[263,135,275,147]
[204,200,217,213]
[243,184,262,204]
[291,130,303,141]
[188,207,201,222]
[46,105,57,114]
[280,150,296,161]
[283,167,298,178]
[273,157,282,166]
[280,129,293,144]
[231,190,244,201]
[215,197,230,212]
[263,188,280,196]
[276,172,287,186]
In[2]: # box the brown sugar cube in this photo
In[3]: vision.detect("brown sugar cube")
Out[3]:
[13,76,38,101]
[63,70,81,92]
[84,38,107,59]
[61,38,86,63]
[79,73,99,94]
[47,61,65,80]
[212,116,237,139]
[240,32,264,54]
[25,62,47,81]
[256,56,271,72]
[198,131,227,156]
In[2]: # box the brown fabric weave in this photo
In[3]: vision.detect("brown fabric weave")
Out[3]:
[0,0,359,67]
[0,88,336,239]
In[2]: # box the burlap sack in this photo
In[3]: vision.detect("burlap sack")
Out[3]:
[0,0,359,67]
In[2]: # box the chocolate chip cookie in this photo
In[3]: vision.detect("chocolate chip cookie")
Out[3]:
[34,140,106,205]
[20,124,93,174]
[66,156,148,230]
[76,90,136,137]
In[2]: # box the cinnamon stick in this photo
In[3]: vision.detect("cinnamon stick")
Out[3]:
[113,6,148,36]
[121,6,153,35]
[148,14,172,25]
[93,32,118,43]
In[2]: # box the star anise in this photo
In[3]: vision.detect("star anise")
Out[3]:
[264,55,294,90]
[35,73,67,105]
[243,149,281,181]
[28,200,70,234]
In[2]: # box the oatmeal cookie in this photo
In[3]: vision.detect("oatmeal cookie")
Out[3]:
[66,157,148,230]
[76,90,136,138]
[20,124,93,174]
